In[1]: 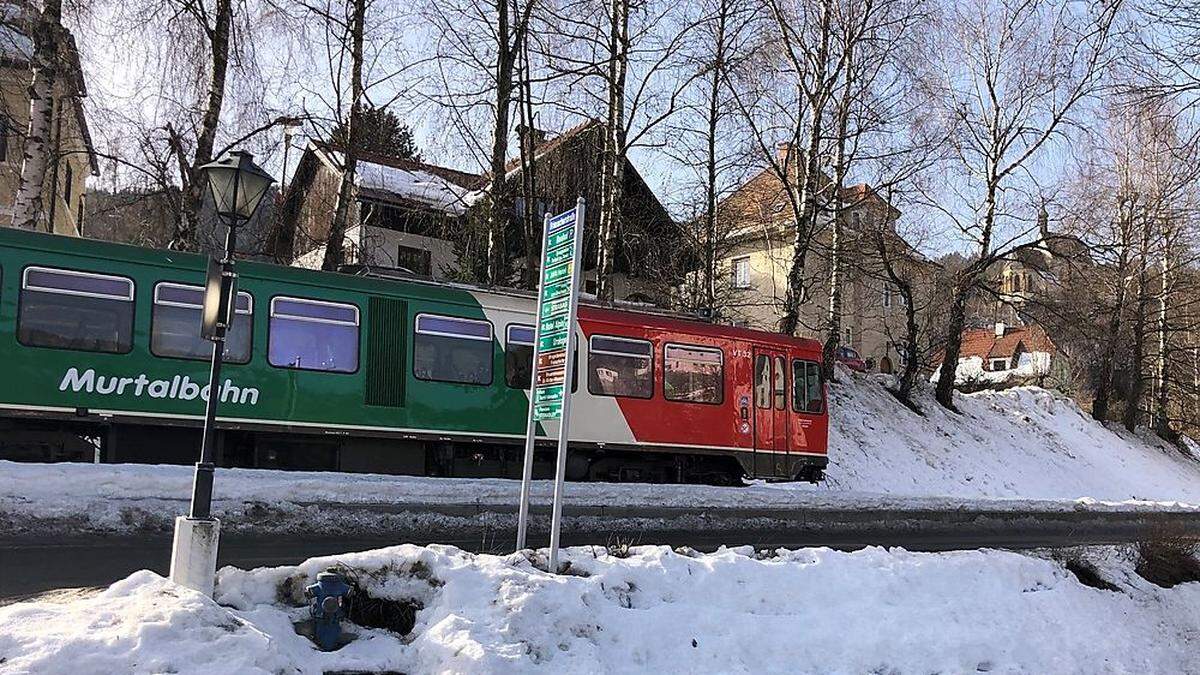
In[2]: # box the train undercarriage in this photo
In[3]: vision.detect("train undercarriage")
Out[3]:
[0,415,824,485]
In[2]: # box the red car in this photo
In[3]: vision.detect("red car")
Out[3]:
[837,346,868,372]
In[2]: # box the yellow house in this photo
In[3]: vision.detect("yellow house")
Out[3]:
[0,14,97,236]
[710,159,930,373]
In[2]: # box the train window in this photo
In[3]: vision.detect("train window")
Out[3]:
[268,296,359,373]
[18,266,134,353]
[505,324,535,388]
[792,359,825,414]
[774,355,786,410]
[151,282,252,363]
[754,355,770,408]
[664,344,723,405]
[588,335,653,399]
[413,313,493,385]
[504,323,578,391]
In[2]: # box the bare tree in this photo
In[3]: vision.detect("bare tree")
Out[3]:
[923,0,1119,410]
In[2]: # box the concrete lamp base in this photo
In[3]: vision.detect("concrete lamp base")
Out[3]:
[169,516,221,597]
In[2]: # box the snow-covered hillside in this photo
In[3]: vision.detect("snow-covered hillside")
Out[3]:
[2,543,1198,674]
[822,375,1200,500]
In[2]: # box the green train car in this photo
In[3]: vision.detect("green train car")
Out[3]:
[0,227,830,483]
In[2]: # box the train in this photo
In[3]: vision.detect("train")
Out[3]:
[0,226,829,484]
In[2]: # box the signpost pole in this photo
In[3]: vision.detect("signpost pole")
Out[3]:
[547,197,586,573]
[515,213,554,551]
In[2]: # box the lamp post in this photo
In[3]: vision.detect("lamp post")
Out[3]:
[169,150,274,596]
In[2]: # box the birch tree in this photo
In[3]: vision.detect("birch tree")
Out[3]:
[925,0,1119,410]
[13,0,64,230]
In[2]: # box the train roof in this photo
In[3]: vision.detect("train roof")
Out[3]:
[0,227,823,352]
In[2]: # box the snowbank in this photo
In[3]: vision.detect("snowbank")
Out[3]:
[2,544,1199,674]
[2,376,1199,535]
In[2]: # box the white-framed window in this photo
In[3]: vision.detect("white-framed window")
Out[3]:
[990,358,1009,371]
[18,266,135,353]
[413,313,493,385]
[588,334,653,398]
[268,296,360,373]
[152,282,253,363]
[664,343,724,405]
[731,256,751,289]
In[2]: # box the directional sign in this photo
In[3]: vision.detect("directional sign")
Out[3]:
[516,198,587,567]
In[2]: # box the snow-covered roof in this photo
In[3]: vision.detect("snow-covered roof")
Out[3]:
[354,160,471,215]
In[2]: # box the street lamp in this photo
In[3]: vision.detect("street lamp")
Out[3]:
[169,150,274,597]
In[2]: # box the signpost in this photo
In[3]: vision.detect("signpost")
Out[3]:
[515,198,586,572]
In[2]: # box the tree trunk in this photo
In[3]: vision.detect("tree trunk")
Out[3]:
[777,0,831,336]
[485,0,516,286]
[172,0,233,251]
[934,284,969,410]
[14,0,63,231]
[321,0,366,272]
[595,0,629,303]
[822,30,853,381]
[702,0,728,313]
[1153,250,1171,438]
[897,284,919,403]
[1092,196,1134,422]
[516,36,538,289]
[1123,210,1152,433]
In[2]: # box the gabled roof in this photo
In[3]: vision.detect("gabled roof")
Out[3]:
[955,324,1056,363]
[500,118,600,177]
[308,141,482,215]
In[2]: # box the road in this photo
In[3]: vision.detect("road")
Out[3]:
[4,507,1198,601]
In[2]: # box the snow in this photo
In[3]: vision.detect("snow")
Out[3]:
[2,375,1199,535]
[355,161,470,215]
[3,543,1199,673]
[930,351,1052,386]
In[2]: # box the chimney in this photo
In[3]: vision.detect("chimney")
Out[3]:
[995,322,1006,337]
[516,124,547,148]
[776,142,794,164]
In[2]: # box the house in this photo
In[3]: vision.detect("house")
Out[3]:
[485,119,681,304]
[709,146,932,373]
[274,142,480,275]
[275,119,681,306]
[933,322,1059,390]
[0,3,98,235]
[983,207,1091,325]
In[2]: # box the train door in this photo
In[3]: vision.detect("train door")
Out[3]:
[752,349,789,477]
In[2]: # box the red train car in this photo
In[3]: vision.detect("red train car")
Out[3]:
[555,305,829,484]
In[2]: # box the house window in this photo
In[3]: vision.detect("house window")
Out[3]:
[152,282,252,363]
[883,285,892,308]
[0,117,8,162]
[64,163,74,204]
[397,245,432,276]
[843,326,853,346]
[268,297,359,373]
[990,358,1009,371]
[588,335,653,398]
[18,267,134,353]
[664,344,723,405]
[731,257,751,289]
[413,314,493,385]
